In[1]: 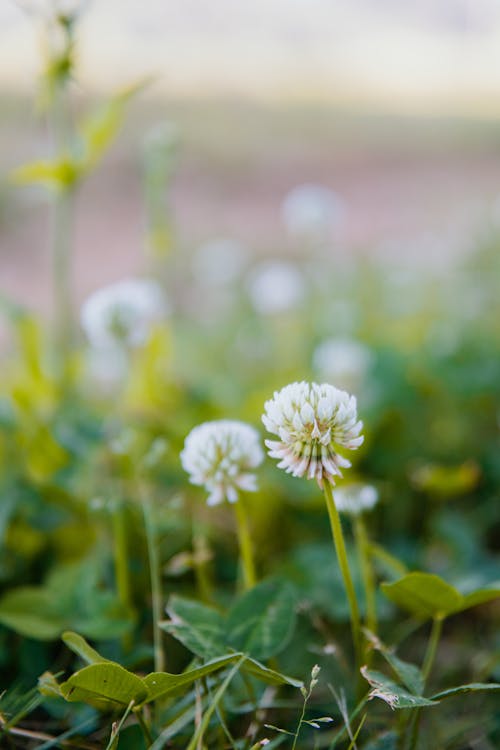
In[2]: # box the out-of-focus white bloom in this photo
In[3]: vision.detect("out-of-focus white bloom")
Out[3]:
[281,184,344,239]
[312,337,372,392]
[247,260,305,315]
[84,344,127,392]
[262,381,363,487]
[192,238,249,286]
[81,278,168,349]
[181,420,264,506]
[334,483,378,516]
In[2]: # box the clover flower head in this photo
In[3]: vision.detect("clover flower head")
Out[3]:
[181,420,264,506]
[81,278,168,349]
[247,260,304,316]
[262,381,363,487]
[334,483,378,516]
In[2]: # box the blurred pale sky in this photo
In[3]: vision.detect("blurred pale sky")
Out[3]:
[3,1,500,113]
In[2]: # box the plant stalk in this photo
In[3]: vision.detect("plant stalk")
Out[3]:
[323,482,362,674]
[233,497,256,590]
[140,486,166,673]
[354,516,377,638]
[112,500,133,650]
[406,616,444,750]
[49,27,75,374]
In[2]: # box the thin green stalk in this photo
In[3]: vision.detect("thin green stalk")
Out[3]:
[233,497,256,590]
[186,656,246,750]
[140,486,165,673]
[105,700,135,750]
[323,482,362,673]
[49,32,75,372]
[112,501,132,612]
[192,522,213,603]
[406,616,444,750]
[135,708,154,746]
[421,616,443,683]
[353,516,377,637]
[112,501,133,650]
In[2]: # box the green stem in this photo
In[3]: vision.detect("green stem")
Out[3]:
[233,497,256,591]
[49,32,75,373]
[323,482,362,673]
[192,523,213,603]
[52,187,74,368]
[112,501,133,649]
[140,487,165,673]
[354,516,377,637]
[135,708,154,746]
[406,616,444,750]
[186,656,245,750]
[421,616,443,683]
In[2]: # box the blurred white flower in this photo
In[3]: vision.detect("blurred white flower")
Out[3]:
[192,238,249,286]
[262,381,363,487]
[84,344,127,392]
[247,260,305,315]
[312,337,372,392]
[181,420,264,506]
[81,278,168,349]
[281,184,344,239]
[334,483,378,516]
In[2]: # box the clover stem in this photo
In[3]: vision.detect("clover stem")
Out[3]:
[140,486,165,673]
[354,516,377,638]
[407,615,444,750]
[323,482,362,673]
[422,615,443,683]
[112,500,133,648]
[192,521,213,603]
[48,20,75,373]
[233,496,256,591]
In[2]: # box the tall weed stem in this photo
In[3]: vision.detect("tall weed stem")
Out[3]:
[323,482,362,676]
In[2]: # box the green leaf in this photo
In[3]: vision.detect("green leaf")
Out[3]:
[143,654,237,702]
[242,656,303,688]
[459,588,500,612]
[11,158,79,190]
[226,579,297,660]
[431,683,500,701]
[161,596,225,659]
[38,671,63,699]
[361,668,438,710]
[0,588,63,640]
[79,80,150,173]
[366,632,424,695]
[381,573,500,620]
[62,631,108,665]
[60,663,148,708]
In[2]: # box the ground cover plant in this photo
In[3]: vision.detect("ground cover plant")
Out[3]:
[0,4,499,749]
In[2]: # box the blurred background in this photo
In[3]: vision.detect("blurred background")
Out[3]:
[1,0,500,319]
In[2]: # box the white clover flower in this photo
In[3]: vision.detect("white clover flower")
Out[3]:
[84,344,127,392]
[181,420,264,506]
[262,382,363,487]
[247,260,305,315]
[312,337,372,392]
[281,183,344,239]
[81,278,168,349]
[334,483,378,516]
[192,238,249,287]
